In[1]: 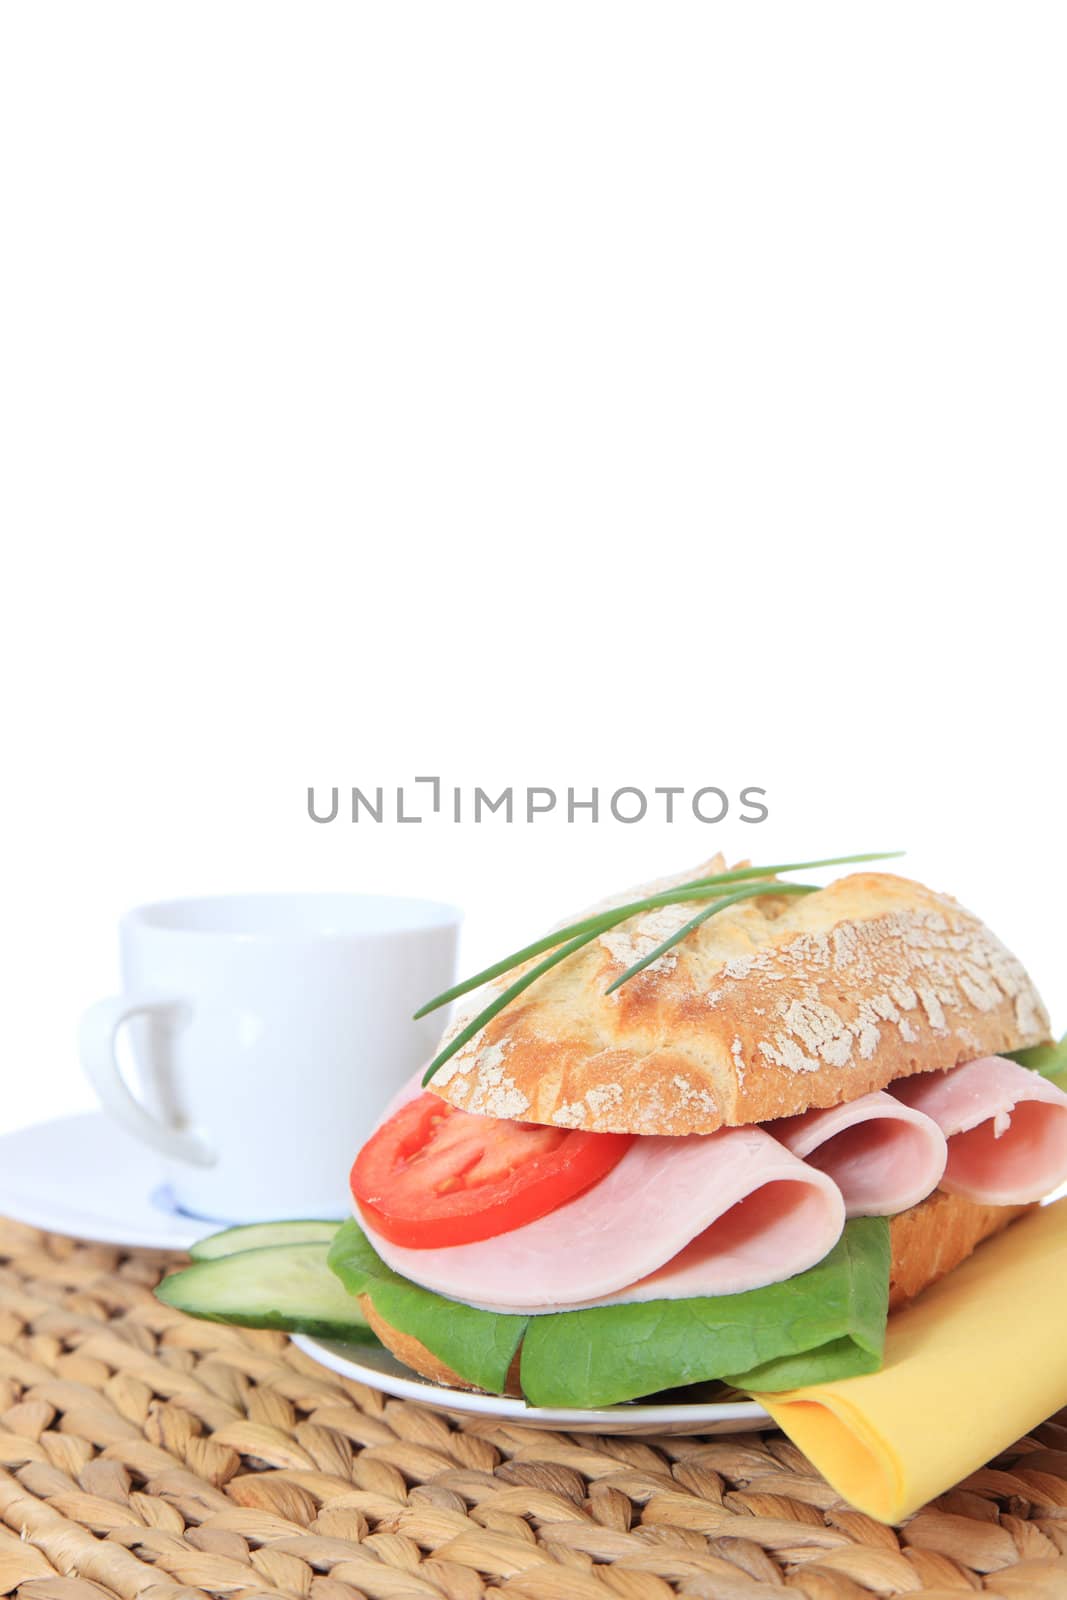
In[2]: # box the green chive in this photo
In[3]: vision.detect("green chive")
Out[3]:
[414,849,902,1019]
[650,850,904,890]
[604,881,819,993]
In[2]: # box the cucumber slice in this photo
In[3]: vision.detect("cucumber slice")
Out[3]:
[156,1242,376,1341]
[190,1219,342,1261]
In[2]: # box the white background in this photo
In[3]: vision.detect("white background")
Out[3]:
[1,4,1063,1137]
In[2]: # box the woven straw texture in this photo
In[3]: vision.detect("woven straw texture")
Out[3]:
[2,1219,1067,1600]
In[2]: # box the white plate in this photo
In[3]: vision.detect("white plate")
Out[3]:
[0,1112,220,1250]
[293,1333,772,1435]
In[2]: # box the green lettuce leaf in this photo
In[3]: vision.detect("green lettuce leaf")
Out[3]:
[730,1334,876,1390]
[330,1216,890,1407]
[328,1221,529,1394]
[1008,1032,1067,1090]
[520,1216,889,1404]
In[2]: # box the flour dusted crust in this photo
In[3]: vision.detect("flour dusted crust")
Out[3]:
[362,1192,1031,1396]
[430,866,1051,1135]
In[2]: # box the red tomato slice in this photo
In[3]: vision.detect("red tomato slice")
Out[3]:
[351,1092,634,1248]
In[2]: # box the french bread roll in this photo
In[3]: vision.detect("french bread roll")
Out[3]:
[357,1191,1033,1397]
[431,870,1050,1136]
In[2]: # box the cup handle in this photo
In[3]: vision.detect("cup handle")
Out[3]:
[78,994,215,1166]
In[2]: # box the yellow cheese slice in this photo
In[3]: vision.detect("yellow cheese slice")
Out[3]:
[755,1197,1067,1523]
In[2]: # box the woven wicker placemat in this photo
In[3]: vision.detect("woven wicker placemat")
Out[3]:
[2,1218,1067,1600]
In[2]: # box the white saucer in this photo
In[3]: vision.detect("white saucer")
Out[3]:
[0,1112,219,1250]
[292,1334,772,1435]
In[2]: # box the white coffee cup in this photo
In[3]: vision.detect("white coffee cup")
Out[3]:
[78,893,460,1222]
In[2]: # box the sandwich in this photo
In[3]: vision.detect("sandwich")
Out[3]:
[328,858,1067,1407]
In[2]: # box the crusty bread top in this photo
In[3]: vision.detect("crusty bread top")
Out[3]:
[430,862,1050,1135]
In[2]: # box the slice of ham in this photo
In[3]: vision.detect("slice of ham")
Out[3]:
[358,1125,845,1313]
[771,1091,948,1217]
[889,1056,1067,1205]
